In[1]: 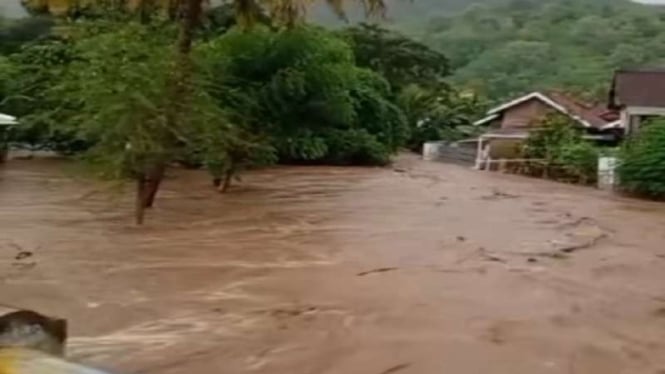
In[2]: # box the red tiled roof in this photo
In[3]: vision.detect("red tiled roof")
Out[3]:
[545,91,616,129]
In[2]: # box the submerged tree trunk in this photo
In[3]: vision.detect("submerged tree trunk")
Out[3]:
[221,169,234,193]
[145,0,204,214]
[144,164,166,208]
[135,175,148,225]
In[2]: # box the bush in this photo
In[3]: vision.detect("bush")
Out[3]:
[323,129,391,165]
[556,141,600,183]
[618,120,665,198]
[523,114,600,183]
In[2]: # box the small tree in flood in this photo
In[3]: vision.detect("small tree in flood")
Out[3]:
[54,21,220,224]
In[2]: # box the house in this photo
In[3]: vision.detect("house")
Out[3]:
[609,68,665,134]
[473,91,619,168]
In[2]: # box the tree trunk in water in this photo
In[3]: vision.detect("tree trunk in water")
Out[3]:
[144,164,166,208]
[135,175,148,225]
[176,0,203,57]
[142,0,203,213]
[221,170,233,193]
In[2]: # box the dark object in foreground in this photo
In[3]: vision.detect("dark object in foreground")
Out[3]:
[0,308,67,356]
[0,307,113,373]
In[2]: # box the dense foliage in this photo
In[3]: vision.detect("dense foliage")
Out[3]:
[201,26,408,165]
[523,114,601,183]
[398,84,483,150]
[419,0,665,100]
[343,23,450,93]
[2,37,87,153]
[618,120,665,198]
[342,23,485,149]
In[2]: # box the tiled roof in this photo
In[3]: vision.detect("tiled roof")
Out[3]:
[544,91,615,129]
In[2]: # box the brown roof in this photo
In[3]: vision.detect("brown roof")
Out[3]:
[609,69,665,108]
[545,91,617,129]
[477,91,619,129]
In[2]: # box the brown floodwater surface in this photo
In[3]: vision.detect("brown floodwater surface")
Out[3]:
[3,155,665,374]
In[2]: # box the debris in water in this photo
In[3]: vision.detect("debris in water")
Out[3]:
[357,267,399,276]
[380,363,412,374]
[558,233,608,254]
[479,249,507,263]
[14,252,33,261]
[481,190,520,201]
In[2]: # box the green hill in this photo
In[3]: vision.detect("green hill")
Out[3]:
[5,0,665,102]
[415,0,665,100]
[309,0,502,26]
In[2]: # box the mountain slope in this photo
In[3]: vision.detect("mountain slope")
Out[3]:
[418,0,665,100]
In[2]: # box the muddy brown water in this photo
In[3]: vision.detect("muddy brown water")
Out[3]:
[3,155,665,374]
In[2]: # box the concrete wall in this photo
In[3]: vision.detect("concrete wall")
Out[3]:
[501,99,554,129]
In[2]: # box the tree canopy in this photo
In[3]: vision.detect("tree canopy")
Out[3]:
[200,25,407,165]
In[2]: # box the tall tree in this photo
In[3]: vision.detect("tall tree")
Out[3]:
[21,0,391,224]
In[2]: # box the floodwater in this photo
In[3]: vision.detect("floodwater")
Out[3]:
[3,155,665,374]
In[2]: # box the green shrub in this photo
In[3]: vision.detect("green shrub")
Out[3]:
[523,114,581,161]
[618,120,665,198]
[323,129,391,166]
[557,141,600,183]
[523,114,601,183]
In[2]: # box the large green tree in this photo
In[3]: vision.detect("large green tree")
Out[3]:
[343,23,450,93]
[200,25,407,166]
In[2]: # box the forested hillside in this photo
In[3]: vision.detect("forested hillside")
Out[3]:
[310,0,501,25]
[4,0,665,102]
[310,0,665,101]
[418,0,665,100]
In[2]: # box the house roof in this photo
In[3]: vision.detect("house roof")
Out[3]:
[0,113,17,126]
[475,91,616,129]
[610,68,665,108]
